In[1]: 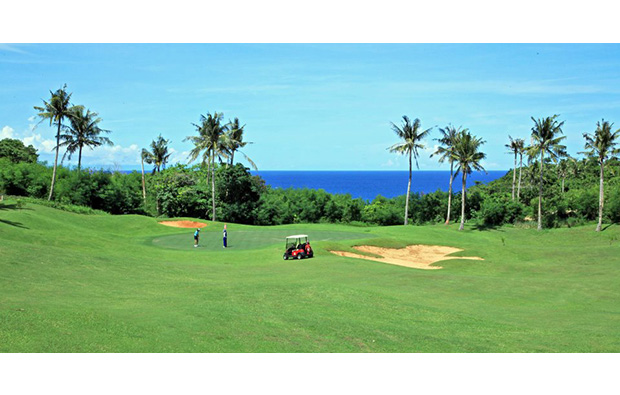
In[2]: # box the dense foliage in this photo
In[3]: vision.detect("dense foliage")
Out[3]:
[2,140,619,227]
[0,138,38,163]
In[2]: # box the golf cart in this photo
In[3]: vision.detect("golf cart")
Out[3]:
[283,234,313,260]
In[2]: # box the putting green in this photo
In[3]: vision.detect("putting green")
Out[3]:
[151,228,377,251]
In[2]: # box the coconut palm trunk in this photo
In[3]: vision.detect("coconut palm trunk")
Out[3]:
[77,145,83,174]
[404,153,412,225]
[48,122,61,200]
[205,158,211,188]
[211,153,216,221]
[597,161,604,232]
[445,161,454,225]
[459,171,467,231]
[140,155,147,207]
[538,150,545,231]
[517,153,523,200]
[511,151,517,200]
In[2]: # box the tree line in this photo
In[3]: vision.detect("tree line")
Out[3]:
[138,111,256,221]
[33,84,113,200]
[1,85,619,232]
[388,115,619,232]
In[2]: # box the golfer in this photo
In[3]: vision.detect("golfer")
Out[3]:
[223,224,227,248]
[194,228,200,247]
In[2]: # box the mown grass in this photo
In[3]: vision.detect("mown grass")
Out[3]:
[1,198,619,352]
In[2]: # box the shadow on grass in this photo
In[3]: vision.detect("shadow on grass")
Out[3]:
[0,203,32,211]
[602,222,618,232]
[471,223,505,232]
[0,219,28,229]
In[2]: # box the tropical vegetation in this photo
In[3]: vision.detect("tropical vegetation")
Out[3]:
[1,197,619,352]
[431,125,463,225]
[58,105,113,173]
[33,84,74,200]
[506,136,525,201]
[580,120,620,231]
[452,130,486,230]
[142,134,172,174]
[185,112,229,221]
[2,87,620,233]
[527,115,568,230]
[387,116,432,226]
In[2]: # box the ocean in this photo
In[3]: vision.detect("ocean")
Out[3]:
[120,169,507,201]
[251,170,508,201]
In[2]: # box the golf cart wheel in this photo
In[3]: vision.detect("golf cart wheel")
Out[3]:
[283,254,288,260]
[296,254,303,260]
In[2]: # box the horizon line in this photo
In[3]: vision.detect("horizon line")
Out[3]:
[92,167,510,172]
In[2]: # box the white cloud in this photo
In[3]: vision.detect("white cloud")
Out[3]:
[5,120,146,168]
[0,44,28,54]
[168,148,191,165]
[22,133,56,153]
[380,159,395,168]
[79,143,141,166]
[1,126,15,139]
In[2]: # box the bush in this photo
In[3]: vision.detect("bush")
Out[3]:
[0,138,38,163]
[150,165,210,219]
[361,196,403,225]
[216,164,263,224]
[566,187,598,220]
[605,185,620,223]
[478,197,506,226]
[0,159,50,197]
[17,196,108,215]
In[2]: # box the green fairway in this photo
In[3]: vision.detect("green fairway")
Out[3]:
[1,198,619,352]
[151,226,377,251]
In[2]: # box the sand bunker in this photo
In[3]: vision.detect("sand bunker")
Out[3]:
[159,220,208,228]
[329,244,483,270]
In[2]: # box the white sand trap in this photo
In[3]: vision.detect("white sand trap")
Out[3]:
[329,244,483,270]
[159,220,208,228]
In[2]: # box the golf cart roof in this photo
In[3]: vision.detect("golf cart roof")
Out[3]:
[286,235,308,239]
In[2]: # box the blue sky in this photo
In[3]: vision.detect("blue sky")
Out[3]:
[2,44,620,171]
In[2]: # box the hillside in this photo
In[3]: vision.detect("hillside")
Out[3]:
[1,198,619,352]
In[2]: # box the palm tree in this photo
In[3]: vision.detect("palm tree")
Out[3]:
[506,136,524,201]
[388,116,432,225]
[34,84,74,200]
[452,130,486,231]
[224,117,257,170]
[142,135,172,173]
[528,115,568,231]
[431,125,463,225]
[142,136,172,216]
[580,119,620,232]
[185,112,229,221]
[516,138,526,201]
[58,106,113,174]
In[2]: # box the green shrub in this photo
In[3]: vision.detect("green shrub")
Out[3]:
[605,185,620,223]
[479,197,525,226]
[566,187,598,220]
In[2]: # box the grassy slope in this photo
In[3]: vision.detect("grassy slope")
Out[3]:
[1,199,619,352]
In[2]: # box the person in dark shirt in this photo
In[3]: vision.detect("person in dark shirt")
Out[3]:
[223,224,228,248]
[194,228,200,247]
